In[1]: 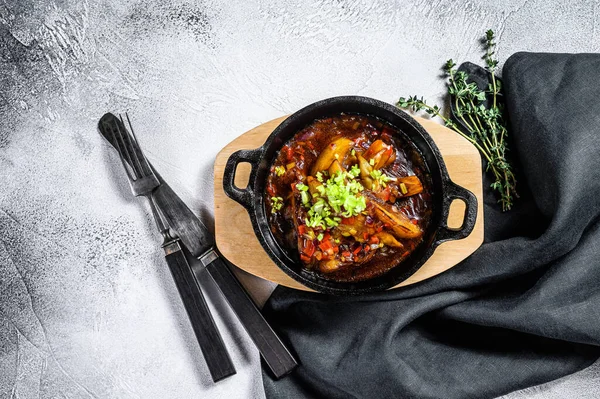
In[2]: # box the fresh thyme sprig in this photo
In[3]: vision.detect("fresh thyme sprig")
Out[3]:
[397,29,517,211]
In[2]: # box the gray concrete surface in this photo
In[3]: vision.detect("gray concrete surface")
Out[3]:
[1,0,599,397]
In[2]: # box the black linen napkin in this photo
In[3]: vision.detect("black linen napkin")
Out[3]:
[261,52,600,399]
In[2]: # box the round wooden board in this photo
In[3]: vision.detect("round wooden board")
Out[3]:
[214,116,484,291]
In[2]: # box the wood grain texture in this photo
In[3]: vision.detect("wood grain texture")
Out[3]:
[214,116,484,291]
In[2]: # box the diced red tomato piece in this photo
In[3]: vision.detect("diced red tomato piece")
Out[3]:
[377,186,391,202]
[300,254,311,262]
[303,240,315,257]
[411,219,418,225]
[369,235,380,244]
[298,225,307,235]
[363,232,369,240]
[319,239,333,252]
[341,216,356,225]
[353,246,362,255]
[342,251,352,258]
[283,145,293,161]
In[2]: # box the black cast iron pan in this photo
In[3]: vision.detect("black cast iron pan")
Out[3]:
[223,96,477,295]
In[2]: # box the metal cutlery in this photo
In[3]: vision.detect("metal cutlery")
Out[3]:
[98,113,298,380]
[100,114,236,382]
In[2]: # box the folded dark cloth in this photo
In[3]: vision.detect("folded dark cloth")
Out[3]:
[261,52,600,399]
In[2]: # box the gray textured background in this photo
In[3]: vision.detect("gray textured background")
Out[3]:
[1,0,599,398]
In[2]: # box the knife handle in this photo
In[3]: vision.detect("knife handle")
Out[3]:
[204,256,298,379]
[164,241,236,382]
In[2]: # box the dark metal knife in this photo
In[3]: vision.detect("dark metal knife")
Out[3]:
[100,114,298,379]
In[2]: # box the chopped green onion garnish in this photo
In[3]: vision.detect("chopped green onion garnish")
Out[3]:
[304,171,366,229]
[300,190,311,206]
[271,196,284,213]
[325,217,337,228]
[370,169,391,187]
[274,166,285,176]
[317,233,324,241]
[369,158,375,166]
[312,200,326,214]
[296,183,309,191]
[400,182,408,194]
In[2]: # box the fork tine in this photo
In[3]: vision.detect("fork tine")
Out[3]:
[104,120,135,181]
[116,114,143,180]
[119,113,148,179]
[125,112,153,177]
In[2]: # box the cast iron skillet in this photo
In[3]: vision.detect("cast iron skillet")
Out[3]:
[223,96,477,295]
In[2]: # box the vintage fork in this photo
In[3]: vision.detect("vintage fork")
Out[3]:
[102,114,236,382]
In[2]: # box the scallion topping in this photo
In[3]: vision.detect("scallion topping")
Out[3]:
[300,190,311,206]
[274,166,285,176]
[271,196,284,213]
[304,170,366,229]
[400,182,408,194]
[369,169,391,187]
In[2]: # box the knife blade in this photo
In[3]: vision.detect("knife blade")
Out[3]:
[99,114,298,379]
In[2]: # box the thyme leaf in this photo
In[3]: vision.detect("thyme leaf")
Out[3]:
[397,29,517,211]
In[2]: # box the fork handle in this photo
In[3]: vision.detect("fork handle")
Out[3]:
[163,240,236,382]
